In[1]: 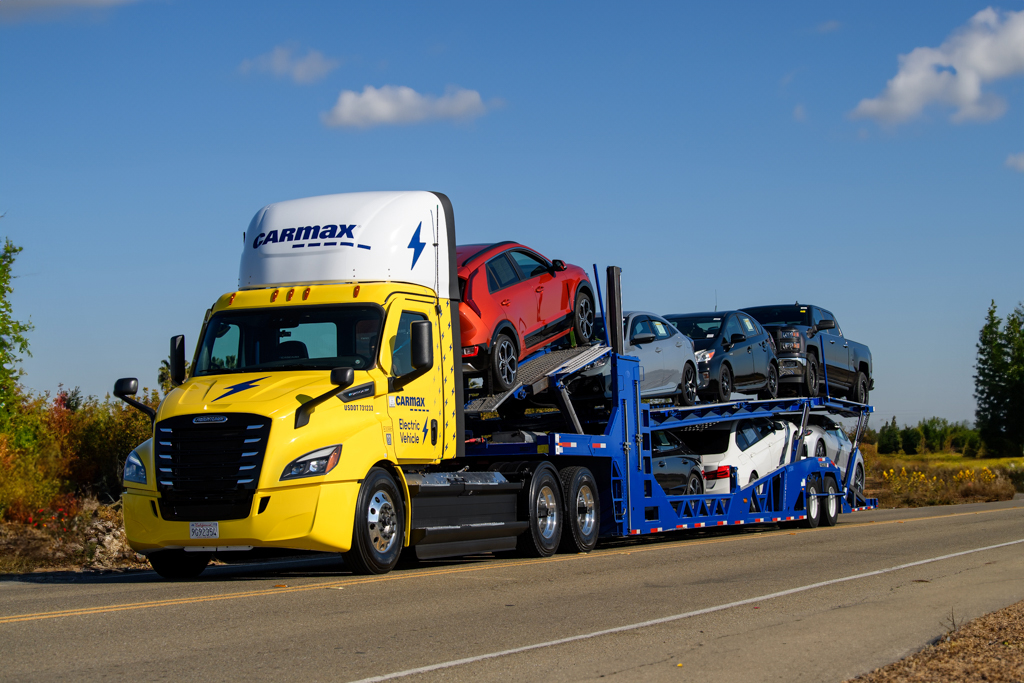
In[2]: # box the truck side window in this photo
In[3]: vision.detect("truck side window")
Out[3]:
[486,254,520,293]
[822,310,839,336]
[392,311,429,377]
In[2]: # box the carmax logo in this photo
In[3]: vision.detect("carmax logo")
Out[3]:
[193,416,229,424]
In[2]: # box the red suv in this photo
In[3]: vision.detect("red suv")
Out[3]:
[457,242,595,391]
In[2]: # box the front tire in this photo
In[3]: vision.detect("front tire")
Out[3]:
[758,363,779,400]
[516,463,563,557]
[343,467,404,575]
[490,333,518,392]
[675,363,698,407]
[802,356,819,398]
[148,549,211,580]
[559,466,599,553]
[712,364,733,403]
[572,292,595,344]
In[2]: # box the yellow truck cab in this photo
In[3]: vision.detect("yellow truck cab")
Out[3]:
[118,191,479,578]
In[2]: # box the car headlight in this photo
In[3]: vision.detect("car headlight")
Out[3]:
[280,445,342,481]
[123,450,147,485]
[695,349,715,364]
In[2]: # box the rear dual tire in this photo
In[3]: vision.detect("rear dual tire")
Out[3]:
[559,466,600,553]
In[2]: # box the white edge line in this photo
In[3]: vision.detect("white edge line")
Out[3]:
[349,537,1024,683]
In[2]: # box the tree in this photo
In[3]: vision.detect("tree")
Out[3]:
[0,239,33,429]
[899,427,922,455]
[877,416,901,454]
[974,301,1010,455]
[1004,304,1024,456]
[158,357,192,396]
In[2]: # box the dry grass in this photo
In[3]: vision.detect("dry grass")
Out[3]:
[0,497,147,574]
[847,599,1024,682]
[861,444,1020,508]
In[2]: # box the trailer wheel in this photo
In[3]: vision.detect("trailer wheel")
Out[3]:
[343,467,404,575]
[148,549,211,580]
[821,476,839,527]
[559,466,600,553]
[803,478,821,529]
[573,292,595,344]
[516,463,563,557]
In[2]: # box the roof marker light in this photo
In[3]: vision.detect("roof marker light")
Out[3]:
[227,293,236,305]
[286,288,295,301]
[353,285,360,298]
[271,290,279,302]
[302,287,311,301]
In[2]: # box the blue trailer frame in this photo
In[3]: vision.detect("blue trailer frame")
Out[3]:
[466,351,877,538]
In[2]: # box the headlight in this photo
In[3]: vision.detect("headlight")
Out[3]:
[123,450,147,485]
[695,349,715,364]
[280,445,342,481]
[778,329,801,352]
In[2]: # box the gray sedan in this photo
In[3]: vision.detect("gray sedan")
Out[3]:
[576,311,702,405]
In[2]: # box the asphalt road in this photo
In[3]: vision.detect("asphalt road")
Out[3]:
[2,499,1023,682]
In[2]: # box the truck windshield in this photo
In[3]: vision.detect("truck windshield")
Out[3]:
[741,306,812,326]
[193,305,384,376]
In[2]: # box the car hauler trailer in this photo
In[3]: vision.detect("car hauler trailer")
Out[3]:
[114,191,876,579]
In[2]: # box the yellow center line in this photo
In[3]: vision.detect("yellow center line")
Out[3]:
[2,505,1020,625]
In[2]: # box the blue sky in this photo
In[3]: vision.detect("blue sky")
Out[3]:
[1,1,1022,427]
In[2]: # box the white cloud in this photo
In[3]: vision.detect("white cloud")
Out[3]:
[1007,152,1024,172]
[322,85,491,128]
[240,46,339,85]
[852,8,1024,124]
[817,20,841,34]
[0,0,139,19]
[793,104,806,121]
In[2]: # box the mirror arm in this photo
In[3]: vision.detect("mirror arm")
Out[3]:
[116,394,157,424]
[295,387,345,429]
[388,366,431,393]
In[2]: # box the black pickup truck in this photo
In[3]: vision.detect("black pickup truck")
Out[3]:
[741,303,873,403]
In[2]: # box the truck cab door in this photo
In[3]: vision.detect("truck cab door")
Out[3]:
[814,308,850,391]
[383,303,442,463]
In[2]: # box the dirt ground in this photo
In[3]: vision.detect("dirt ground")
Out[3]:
[847,599,1024,682]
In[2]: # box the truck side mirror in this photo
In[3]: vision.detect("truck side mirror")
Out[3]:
[410,320,433,370]
[330,367,355,389]
[817,320,835,330]
[113,377,156,423]
[730,333,746,345]
[170,335,186,386]
[551,259,567,272]
[295,367,356,429]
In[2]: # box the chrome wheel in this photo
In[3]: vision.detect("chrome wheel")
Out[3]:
[683,364,698,404]
[496,338,517,387]
[537,484,559,540]
[807,484,819,521]
[577,297,594,340]
[574,484,596,537]
[367,490,398,553]
[826,483,838,520]
[854,464,865,494]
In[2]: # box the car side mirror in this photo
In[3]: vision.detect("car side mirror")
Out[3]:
[410,320,433,370]
[169,335,186,386]
[551,259,567,272]
[730,333,746,345]
[631,332,656,346]
[113,377,156,423]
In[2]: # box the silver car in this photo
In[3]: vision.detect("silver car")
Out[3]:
[792,415,866,497]
[576,311,702,405]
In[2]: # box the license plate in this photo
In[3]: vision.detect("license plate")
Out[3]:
[189,522,219,540]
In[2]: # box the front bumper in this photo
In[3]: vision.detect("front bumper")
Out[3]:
[777,356,807,382]
[123,481,360,555]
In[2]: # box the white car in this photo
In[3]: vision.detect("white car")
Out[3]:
[792,416,866,497]
[678,418,794,493]
[576,311,703,405]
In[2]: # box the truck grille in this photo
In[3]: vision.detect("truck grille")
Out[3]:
[153,413,272,522]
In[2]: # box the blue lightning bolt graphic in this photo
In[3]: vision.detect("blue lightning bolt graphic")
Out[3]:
[422,420,429,443]
[213,376,270,402]
[408,222,426,269]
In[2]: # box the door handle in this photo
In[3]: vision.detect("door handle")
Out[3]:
[655,347,662,353]
[843,343,849,348]
[501,299,511,307]
[535,286,544,293]
[829,339,835,344]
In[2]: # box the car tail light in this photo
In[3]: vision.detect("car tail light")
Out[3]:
[462,346,480,358]
[705,465,730,480]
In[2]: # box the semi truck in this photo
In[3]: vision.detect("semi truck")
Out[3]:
[115,191,877,579]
